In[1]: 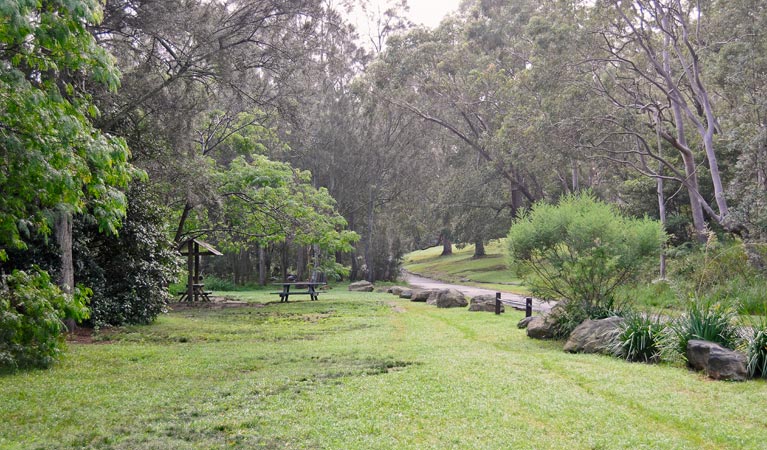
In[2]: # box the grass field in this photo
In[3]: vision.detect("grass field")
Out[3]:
[403,241,530,294]
[2,290,766,449]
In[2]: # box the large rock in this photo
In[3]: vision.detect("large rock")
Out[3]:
[388,286,408,296]
[468,294,504,313]
[429,289,468,308]
[399,289,413,299]
[410,290,434,302]
[687,340,748,381]
[517,316,535,329]
[526,316,558,339]
[564,316,624,354]
[348,281,374,292]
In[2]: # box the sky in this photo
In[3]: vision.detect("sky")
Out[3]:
[405,0,462,28]
[348,0,463,49]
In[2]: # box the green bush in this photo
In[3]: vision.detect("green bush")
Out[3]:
[745,318,767,378]
[669,237,767,313]
[0,268,90,370]
[74,183,180,326]
[507,192,666,335]
[661,298,740,363]
[613,312,664,363]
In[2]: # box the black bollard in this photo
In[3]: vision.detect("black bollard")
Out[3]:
[525,297,533,317]
[495,292,502,315]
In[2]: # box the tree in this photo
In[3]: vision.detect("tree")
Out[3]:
[507,192,666,335]
[0,0,135,260]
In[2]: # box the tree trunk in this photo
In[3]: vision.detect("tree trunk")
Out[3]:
[296,245,306,281]
[661,25,706,243]
[55,209,75,331]
[365,186,376,283]
[258,245,267,286]
[440,233,452,256]
[473,239,486,258]
[655,114,667,280]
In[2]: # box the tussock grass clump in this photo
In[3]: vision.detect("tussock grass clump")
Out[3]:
[745,318,767,378]
[613,312,664,363]
[661,298,740,363]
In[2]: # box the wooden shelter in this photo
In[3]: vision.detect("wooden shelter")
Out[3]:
[178,238,223,302]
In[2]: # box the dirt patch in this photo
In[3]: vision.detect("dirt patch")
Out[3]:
[66,327,117,345]
[388,302,406,313]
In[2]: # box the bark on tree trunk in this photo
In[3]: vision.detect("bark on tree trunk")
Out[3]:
[440,233,452,256]
[258,245,267,286]
[473,239,486,258]
[55,209,75,331]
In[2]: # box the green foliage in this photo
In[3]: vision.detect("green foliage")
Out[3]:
[745,317,767,379]
[74,184,181,327]
[0,0,139,250]
[0,268,89,370]
[668,237,767,315]
[661,298,740,363]
[613,312,664,363]
[507,192,666,323]
[210,154,358,269]
[617,280,679,311]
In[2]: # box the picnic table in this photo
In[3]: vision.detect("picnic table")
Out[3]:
[178,283,212,302]
[272,281,326,302]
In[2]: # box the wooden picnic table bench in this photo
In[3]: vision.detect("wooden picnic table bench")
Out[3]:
[177,283,212,302]
[271,281,326,302]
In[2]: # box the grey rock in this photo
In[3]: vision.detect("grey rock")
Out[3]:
[399,289,413,299]
[687,340,748,381]
[526,316,558,339]
[564,316,624,354]
[432,289,468,308]
[517,316,535,329]
[388,286,408,295]
[348,281,374,292]
[410,290,434,302]
[468,294,504,313]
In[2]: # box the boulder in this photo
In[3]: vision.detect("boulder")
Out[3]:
[410,290,434,302]
[348,281,374,292]
[432,289,468,308]
[526,316,558,339]
[563,316,624,354]
[388,286,408,296]
[687,340,748,381]
[399,289,413,299]
[426,290,440,305]
[517,316,535,329]
[468,294,504,313]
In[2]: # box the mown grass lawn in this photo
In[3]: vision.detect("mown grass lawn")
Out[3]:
[2,290,766,449]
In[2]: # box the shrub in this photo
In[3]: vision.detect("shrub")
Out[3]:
[612,311,664,363]
[661,298,740,363]
[74,183,180,326]
[507,192,665,335]
[745,318,767,378]
[669,236,767,313]
[0,268,89,370]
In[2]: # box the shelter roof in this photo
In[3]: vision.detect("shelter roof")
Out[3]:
[178,238,223,256]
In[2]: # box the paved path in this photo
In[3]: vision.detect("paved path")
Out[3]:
[402,272,553,313]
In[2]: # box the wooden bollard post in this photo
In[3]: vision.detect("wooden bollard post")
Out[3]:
[525,297,533,317]
[495,292,502,315]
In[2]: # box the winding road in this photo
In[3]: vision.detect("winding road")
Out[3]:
[401,271,553,313]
